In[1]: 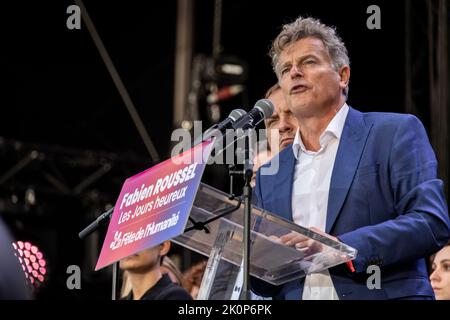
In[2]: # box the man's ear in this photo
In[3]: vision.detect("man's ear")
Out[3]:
[339,65,350,91]
[159,241,171,257]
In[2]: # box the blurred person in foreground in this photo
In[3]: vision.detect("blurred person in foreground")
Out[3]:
[0,218,31,300]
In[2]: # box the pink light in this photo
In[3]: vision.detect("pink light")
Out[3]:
[12,241,48,289]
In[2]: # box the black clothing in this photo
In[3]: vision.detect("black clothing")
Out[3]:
[124,274,192,300]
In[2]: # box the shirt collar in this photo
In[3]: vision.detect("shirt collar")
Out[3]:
[292,103,349,159]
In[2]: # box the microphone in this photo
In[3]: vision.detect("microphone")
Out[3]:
[206,85,244,104]
[79,207,114,239]
[232,99,274,130]
[211,100,274,159]
[193,108,247,145]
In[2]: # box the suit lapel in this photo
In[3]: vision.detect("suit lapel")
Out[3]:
[270,147,296,221]
[326,108,373,233]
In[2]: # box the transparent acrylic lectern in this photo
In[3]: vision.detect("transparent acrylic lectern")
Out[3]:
[172,183,357,300]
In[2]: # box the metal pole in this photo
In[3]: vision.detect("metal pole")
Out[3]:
[212,0,223,59]
[112,262,118,300]
[75,0,160,163]
[0,151,39,184]
[173,0,194,128]
[242,130,253,300]
[404,0,415,115]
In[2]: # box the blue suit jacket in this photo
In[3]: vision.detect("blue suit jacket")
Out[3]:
[253,107,450,300]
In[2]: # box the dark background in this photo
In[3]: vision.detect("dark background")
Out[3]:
[0,0,447,299]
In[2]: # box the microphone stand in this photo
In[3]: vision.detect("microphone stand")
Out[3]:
[241,129,253,300]
[186,129,254,300]
[79,207,114,239]
[78,207,120,300]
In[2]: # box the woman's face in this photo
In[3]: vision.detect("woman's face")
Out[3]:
[430,246,450,300]
[119,247,160,273]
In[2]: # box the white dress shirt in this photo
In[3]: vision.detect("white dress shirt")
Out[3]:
[291,103,349,300]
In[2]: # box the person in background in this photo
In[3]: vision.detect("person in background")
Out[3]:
[120,254,186,298]
[161,255,186,288]
[183,259,207,299]
[250,83,299,188]
[206,83,299,299]
[119,241,192,300]
[430,241,450,300]
[250,141,273,188]
[120,271,132,298]
[263,83,298,154]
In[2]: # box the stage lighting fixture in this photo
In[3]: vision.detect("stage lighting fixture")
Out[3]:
[202,55,248,85]
[12,241,47,288]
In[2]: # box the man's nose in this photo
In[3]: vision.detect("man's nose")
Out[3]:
[290,64,303,78]
[279,115,294,133]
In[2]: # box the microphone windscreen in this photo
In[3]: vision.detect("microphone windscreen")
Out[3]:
[229,109,246,121]
[254,99,274,118]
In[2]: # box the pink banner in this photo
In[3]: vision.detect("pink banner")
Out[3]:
[95,140,214,270]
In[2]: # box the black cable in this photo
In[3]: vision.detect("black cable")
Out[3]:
[184,197,242,233]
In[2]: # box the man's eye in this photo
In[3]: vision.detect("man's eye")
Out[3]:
[267,120,277,127]
[304,59,315,65]
[444,264,450,271]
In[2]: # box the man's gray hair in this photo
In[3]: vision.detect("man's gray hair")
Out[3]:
[270,16,350,97]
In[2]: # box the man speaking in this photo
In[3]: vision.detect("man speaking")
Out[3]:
[253,16,450,300]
